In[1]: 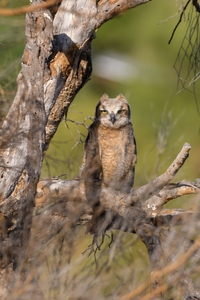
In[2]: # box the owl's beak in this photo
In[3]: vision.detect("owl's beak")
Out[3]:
[110,113,116,124]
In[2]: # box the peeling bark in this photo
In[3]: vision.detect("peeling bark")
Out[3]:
[0,3,53,262]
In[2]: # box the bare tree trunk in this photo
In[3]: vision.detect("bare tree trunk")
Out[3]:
[0,1,53,269]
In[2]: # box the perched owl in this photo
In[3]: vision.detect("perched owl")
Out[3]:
[80,93,137,193]
[80,94,137,238]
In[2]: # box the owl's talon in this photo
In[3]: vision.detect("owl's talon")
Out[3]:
[82,231,114,259]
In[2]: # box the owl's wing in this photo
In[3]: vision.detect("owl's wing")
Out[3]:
[80,122,96,172]
[134,136,137,164]
[80,122,102,182]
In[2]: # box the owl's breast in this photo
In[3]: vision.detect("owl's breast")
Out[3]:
[97,125,136,192]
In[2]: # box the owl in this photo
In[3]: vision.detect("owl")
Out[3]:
[80,94,137,238]
[80,93,137,193]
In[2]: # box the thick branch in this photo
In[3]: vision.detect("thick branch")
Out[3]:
[34,180,200,230]
[126,142,192,205]
[144,181,200,212]
[0,143,192,224]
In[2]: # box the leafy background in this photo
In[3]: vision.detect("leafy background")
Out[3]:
[0,1,200,297]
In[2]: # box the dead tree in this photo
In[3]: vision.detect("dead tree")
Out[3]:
[0,1,200,299]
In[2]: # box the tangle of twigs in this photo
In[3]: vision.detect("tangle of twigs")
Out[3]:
[169,0,200,102]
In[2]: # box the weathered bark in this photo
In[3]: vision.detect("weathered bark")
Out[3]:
[0,2,53,274]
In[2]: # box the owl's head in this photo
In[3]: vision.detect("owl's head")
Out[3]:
[95,94,131,129]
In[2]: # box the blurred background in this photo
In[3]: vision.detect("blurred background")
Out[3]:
[1,1,200,298]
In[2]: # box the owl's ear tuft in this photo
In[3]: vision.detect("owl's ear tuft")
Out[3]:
[117,94,127,103]
[100,94,109,103]
[117,94,131,117]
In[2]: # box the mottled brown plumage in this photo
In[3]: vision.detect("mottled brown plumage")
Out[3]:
[81,93,137,193]
[80,94,137,239]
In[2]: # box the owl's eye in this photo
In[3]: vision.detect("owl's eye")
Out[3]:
[101,110,108,115]
[118,109,126,114]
